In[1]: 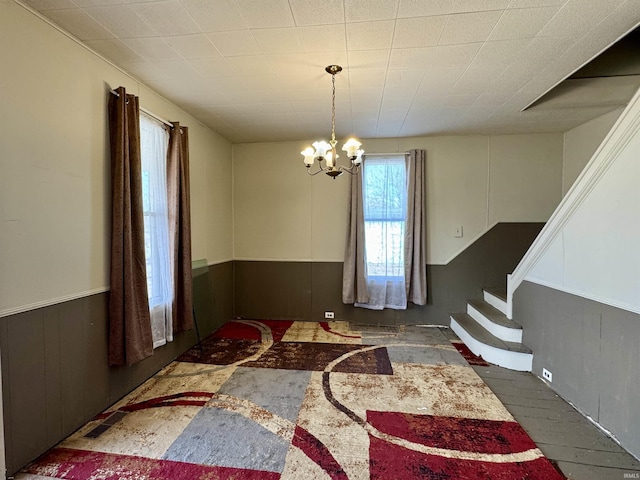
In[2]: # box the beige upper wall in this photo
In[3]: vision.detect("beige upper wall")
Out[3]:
[0,1,232,316]
[563,108,624,196]
[233,133,564,265]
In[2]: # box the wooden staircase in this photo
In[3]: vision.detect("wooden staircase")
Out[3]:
[450,288,533,372]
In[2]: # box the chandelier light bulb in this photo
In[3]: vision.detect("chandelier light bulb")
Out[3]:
[301,147,315,166]
[342,138,361,159]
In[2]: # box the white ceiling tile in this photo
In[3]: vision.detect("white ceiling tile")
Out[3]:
[488,6,559,40]
[40,8,115,40]
[472,38,532,66]
[233,0,295,28]
[388,47,432,69]
[538,4,608,37]
[452,0,510,13]
[122,37,181,61]
[509,0,567,6]
[426,43,483,66]
[450,65,499,95]
[515,35,575,65]
[23,0,76,9]
[188,57,233,77]
[73,0,133,6]
[252,28,304,54]
[345,0,399,22]
[473,92,507,106]
[385,69,424,89]
[392,16,447,48]
[299,24,347,52]
[348,69,387,88]
[129,0,200,36]
[347,49,390,69]
[441,94,479,107]
[588,3,640,40]
[349,87,384,104]
[227,55,273,75]
[165,34,221,59]
[397,0,453,18]
[85,38,144,63]
[181,0,247,32]
[264,53,311,77]
[346,20,395,50]
[207,30,261,56]
[85,5,156,38]
[438,11,503,45]
[416,65,466,94]
[289,0,345,26]
[26,0,640,141]
[380,96,413,111]
[146,59,199,79]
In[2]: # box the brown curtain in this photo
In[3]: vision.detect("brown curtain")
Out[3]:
[167,123,194,332]
[108,86,153,367]
[405,149,427,304]
[342,168,369,304]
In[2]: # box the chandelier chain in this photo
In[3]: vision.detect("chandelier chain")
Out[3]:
[331,72,336,144]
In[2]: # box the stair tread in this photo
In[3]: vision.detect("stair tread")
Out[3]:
[450,313,532,354]
[484,287,507,302]
[468,299,522,330]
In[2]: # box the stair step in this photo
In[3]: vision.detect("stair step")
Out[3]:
[451,313,530,353]
[483,287,506,302]
[450,313,532,372]
[483,287,507,315]
[467,299,523,343]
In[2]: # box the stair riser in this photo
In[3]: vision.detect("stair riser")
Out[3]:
[450,317,532,372]
[467,304,522,343]
[484,290,508,315]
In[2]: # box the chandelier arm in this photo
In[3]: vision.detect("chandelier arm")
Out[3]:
[337,164,361,175]
[306,165,326,176]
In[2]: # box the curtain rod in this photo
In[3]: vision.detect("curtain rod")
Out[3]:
[110,89,173,129]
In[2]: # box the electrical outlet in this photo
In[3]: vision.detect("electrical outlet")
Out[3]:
[542,368,553,382]
[324,311,334,319]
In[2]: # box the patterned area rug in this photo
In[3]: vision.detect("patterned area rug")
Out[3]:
[23,320,565,479]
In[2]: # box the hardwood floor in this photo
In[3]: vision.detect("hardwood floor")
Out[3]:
[473,364,640,479]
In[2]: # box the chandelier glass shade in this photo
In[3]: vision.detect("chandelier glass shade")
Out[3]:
[301,65,364,178]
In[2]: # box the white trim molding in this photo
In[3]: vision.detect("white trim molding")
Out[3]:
[0,287,110,319]
[507,85,640,319]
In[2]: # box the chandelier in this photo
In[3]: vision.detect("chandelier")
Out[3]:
[301,65,364,178]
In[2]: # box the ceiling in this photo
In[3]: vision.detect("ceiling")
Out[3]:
[20,0,640,143]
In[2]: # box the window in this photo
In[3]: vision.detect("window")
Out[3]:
[140,113,173,348]
[360,155,407,310]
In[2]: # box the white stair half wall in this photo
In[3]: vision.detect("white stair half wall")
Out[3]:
[451,288,532,372]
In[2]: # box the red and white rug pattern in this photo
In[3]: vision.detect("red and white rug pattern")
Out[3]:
[23,320,565,479]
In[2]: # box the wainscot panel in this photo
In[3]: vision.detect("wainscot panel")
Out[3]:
[234,223,543,326]
[514,280,640,460]
[0,262,233,476]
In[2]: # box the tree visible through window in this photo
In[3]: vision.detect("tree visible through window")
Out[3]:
[140,114,173,348]
[360,155,407,309]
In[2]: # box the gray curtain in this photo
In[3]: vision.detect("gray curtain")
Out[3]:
[167,123,194,333]
[343,150,427,307]
[405,149,427,304]
[108,86,153,367]
[342,168,369,304]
